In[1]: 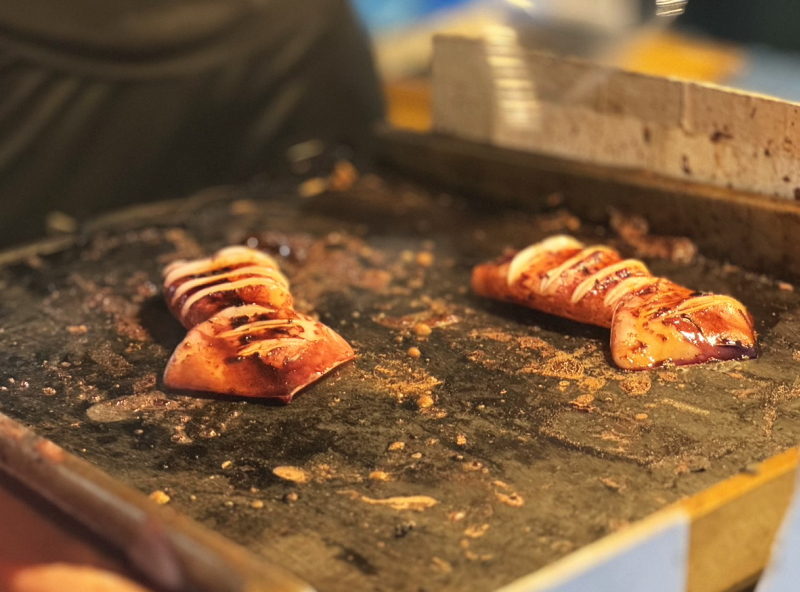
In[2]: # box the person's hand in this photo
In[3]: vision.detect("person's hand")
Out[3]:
[0,562,151,592]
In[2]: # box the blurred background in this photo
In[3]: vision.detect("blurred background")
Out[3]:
[3,0,800,248]
[359,0,800,131]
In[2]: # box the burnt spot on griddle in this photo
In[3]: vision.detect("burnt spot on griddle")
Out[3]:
[335,546,378,577]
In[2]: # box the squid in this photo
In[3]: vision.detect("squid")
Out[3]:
[471,235,758,370]
[162,246,354,402]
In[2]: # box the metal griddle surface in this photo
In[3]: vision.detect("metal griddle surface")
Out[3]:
[2,172,800,592]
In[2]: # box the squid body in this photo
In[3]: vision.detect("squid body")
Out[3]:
[162,246,354,402]
[472,235,758,370]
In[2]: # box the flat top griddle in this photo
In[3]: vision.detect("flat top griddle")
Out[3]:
[2,167,800,592]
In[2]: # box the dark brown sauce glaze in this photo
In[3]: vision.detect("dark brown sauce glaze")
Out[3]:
[162,246,354,402]
[473,235,758,370]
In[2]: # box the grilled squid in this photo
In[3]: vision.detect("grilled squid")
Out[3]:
[472,235,758,370]
[162,246,354,402]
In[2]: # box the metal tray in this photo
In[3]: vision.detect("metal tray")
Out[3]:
[2,137,800,592]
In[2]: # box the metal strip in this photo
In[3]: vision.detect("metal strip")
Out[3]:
[0,412,315,592]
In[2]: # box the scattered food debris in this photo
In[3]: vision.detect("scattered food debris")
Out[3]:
[657,371,679,382]
[273,466,311,484]
[539,355,585,380]
[149,490,171,505]
[494,491,524,507]
[372,360,443,403]
[620,374,652,396]
[431,557,453,574]
[416,394,435,409]
[599,477,625,492]
[359,495,438,512]
[579,377,606,392]
[413,323,432,337]
[569,394,595,411]
[395,520,416,537]
[464,524,490,539]
[610,210,697,264]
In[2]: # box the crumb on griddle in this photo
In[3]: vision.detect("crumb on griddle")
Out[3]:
[416,394,435,409]
[358,494,438,511]
[569,394,595,412]
[620,374,652,396]
[494,491,524,507]
[609,209,697,264]
[372,359,443,403]
[149,490,171,505]
[273,466,311,484]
